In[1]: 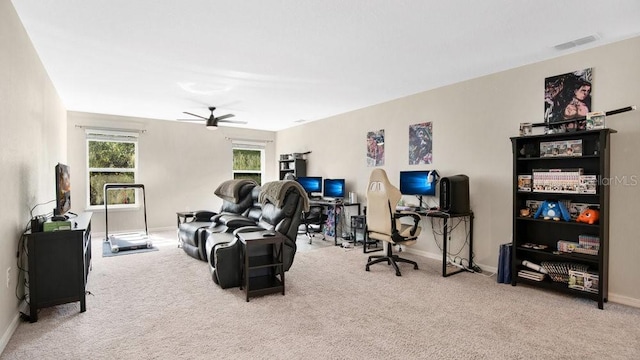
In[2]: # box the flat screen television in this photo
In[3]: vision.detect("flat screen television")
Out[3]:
[323,178,345,198]
[54,162,71,218]
[399,170,438,196]
[296,176,322,196]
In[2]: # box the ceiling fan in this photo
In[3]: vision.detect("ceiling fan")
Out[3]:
[178,106,247,130]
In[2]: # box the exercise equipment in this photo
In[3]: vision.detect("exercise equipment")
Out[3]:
[104,183,152,253]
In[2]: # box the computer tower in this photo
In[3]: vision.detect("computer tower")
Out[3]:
[439,175,470,214]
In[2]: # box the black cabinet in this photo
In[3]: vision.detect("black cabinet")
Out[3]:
[510,129,614,309]
[26,212,92,322]
[279,158,306,180]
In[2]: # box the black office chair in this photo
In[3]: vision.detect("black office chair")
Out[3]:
[302,205,327,244]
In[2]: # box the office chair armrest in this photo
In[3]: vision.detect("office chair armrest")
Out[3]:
[394,211,421,236]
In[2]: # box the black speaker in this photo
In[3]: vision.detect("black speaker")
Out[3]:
[439,175,470,214]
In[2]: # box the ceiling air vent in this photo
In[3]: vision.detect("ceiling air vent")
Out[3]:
[554,34,600,51]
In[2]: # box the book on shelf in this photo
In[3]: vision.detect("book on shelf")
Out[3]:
[578,234,600,250]
[532,168,583,193]
[518,270,545,281]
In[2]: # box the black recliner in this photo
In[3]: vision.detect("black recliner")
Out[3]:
[179,179,259,261]
[205,180,309,289]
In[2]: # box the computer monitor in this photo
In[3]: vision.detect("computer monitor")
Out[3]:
[400,170,439,210]
[323,178,345,198]
[399,170,438,196]
[296,176,322,196]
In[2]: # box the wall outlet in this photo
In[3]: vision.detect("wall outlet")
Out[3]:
[6,267,11,288]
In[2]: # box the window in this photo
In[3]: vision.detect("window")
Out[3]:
[86,129,139,209]
[232,142,265,185]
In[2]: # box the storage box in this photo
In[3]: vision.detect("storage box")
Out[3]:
[568,270,586,290]
[43,220,72,232]
[579,175,597,194]
[540,140,582,157]
[557,240,579,253]
[568,270,599,293]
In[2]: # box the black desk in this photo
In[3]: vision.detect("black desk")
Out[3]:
[309,199,361,246]
[426,211,474,277]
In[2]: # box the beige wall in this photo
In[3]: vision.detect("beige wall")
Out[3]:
[277,36,640,306]
[67,112,277,234]
[0,0,67,348]
[2,0,640,347]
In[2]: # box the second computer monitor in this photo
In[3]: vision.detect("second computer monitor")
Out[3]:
[323,178,345,198]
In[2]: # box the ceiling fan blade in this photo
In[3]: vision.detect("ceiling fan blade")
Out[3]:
[176,119,204,123]
[183,111,208,120]
[219,119,248,124]
[215,114,235,121]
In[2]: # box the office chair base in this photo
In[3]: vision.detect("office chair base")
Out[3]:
[365,243,419,276]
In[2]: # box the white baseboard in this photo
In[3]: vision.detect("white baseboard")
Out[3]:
[404,247,497,274]
[1,302,28,355]
[150,226,175,233]
[608,293,640,308]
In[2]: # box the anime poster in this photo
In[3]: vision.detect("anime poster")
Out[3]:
[366,129,385,167]
[544,68,592,128]
[409,122,433,165]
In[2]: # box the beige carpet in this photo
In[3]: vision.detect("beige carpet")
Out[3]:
[2,231,639,360]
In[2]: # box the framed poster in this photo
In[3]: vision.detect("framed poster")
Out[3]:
[366,129,385,167]
[544,68,592,129]
[409,122,432,165]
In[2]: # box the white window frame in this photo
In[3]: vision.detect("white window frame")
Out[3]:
[232,141,265,185]
[85,129,139,211]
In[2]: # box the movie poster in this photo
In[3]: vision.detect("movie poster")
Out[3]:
[544,68,592,127]
[409,122,433,165]
[366,129,384,167]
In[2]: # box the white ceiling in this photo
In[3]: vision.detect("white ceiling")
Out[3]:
[11,0,640,131]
